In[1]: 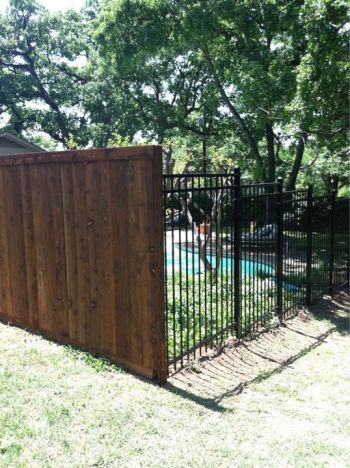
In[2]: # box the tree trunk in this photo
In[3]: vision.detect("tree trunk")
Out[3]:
[164,144,174,175]
[265,122,276,223]
[265,122,275,182]
[286,132,308,191]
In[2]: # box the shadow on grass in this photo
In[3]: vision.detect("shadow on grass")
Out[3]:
[165,288,349,413]
[309,288,349,334]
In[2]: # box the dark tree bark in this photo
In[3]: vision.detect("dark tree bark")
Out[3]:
[265,122,275,182]
[286,132,308,191]
[22,49,71,145]
[264,122,276,223]
[164,143,175,175]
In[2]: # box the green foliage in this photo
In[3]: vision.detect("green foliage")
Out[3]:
[0,0,347,192]
[27,133,58,151]
[293,0,348,138]
[95,0,348,190]
[0,0,93,146]
[64,345,119,373]
[0,0,130,148]
[167,272,276,360]
[107,131,131,147]
[288,0,349,191]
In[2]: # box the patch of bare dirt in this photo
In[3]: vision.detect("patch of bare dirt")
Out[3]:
[169,289,349,404]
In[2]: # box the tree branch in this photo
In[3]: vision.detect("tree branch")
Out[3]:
[202,43,266,180]
[23,50,70,144]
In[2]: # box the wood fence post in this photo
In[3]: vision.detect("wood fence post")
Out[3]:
[151,146,167,384]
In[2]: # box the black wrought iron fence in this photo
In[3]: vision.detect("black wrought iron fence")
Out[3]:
[239,182,278,334]
[310,195,332,301]
[164,171,349,372]
[163,173,236,369]
[281,189,309,318]
[333,197,349,290]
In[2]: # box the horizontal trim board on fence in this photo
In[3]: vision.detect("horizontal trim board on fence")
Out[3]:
[0,146,167,384]
[0,145,158,165]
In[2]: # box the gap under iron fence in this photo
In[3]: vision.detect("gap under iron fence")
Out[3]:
[163,171,349,373]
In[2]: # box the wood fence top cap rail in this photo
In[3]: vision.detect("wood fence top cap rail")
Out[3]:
[0,145,161,166]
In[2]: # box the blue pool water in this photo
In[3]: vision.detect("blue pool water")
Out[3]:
[166,247,274,277]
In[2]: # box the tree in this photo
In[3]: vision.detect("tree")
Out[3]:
[95,0,348,188]
[286,0,348,190]
[1,0,346,189]
[95,0,231,155]
[0,0,92,147]
[95,0,301,180]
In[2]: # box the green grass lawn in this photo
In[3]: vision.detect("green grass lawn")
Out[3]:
[0,293,349,467]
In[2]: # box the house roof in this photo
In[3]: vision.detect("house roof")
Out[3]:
[0,132,46,152]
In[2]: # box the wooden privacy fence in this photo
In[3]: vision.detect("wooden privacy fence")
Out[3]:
[0,146,167,383]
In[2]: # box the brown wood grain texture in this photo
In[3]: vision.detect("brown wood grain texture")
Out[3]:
[0,146,167,382]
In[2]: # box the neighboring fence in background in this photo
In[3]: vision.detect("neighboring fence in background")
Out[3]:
[0,146,167,384]
[164,172,349,372]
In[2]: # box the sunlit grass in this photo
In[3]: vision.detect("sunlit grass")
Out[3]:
[0,306,349,467]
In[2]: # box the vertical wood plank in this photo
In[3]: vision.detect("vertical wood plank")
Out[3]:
[71,162,90,346]
[20,165,39,327]
[127,158,149,367]
[0,167,13,317]
[30,164,49,330]
[2,166,27,322]
[109,160,132,362]
[84,161,100,350]
[61,163,78,340]
[97,162,116,355]
[131,157,155,370]
[85,161,116,354]
[30,164,68,336]
[150,146,167,383]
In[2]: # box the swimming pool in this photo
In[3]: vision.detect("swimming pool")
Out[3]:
[165,246,274,276]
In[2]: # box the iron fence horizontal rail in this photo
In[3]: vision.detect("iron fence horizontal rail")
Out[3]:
[164,185,234,194]
[241,193,278,200]
[164,172,236,178]
[240,183,277,188]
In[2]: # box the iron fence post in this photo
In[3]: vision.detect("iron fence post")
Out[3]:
[328,176,337,296]
[276,178,283,320]
[347,217,350,288]
[347,241,350,288]
[233,168,241,337]
[306,185,313,305]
